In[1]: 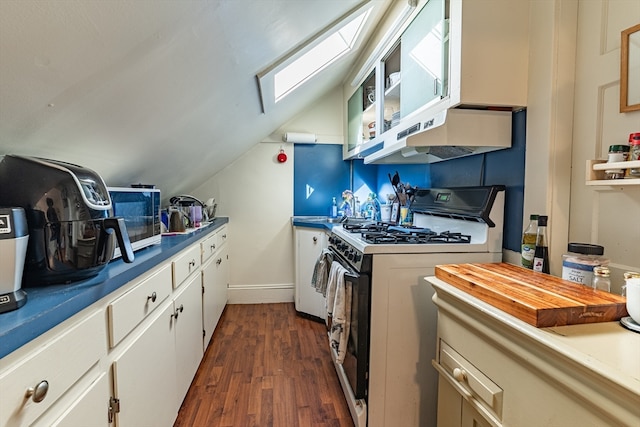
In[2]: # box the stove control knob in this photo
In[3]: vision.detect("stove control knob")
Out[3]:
[347,251,354,260]
[354,253,362,262]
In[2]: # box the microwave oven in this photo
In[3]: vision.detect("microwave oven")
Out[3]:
[108,187,161,258]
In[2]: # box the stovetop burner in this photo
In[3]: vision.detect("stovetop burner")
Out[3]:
[343,222,471,245]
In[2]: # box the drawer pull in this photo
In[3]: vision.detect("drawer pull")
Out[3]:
[216,258,222,265]
[25,380,49,403]
[189,259,196,268]
[453,367,467,382]
[172,304,184,319]
[210,244,216,250]
[313,236,318,243]
[147,292,157,303]
[222,234,227,239]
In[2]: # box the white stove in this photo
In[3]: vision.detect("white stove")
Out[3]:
[325,185,506,427]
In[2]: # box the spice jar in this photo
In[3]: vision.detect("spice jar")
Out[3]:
[605,145,630,179]
[561,243,608,286]
[592,266,611,292]
[627,133,640,178]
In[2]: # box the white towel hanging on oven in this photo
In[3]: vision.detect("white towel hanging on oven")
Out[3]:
[327,261,352,364]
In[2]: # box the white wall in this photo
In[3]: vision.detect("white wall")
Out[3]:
[191,87,344,303]
[570,0,640,291]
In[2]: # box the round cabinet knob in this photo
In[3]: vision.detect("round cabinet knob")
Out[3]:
[147,292,157,303]
[313,236,318,243]
[25,380,49,403]
[453,367,467,382]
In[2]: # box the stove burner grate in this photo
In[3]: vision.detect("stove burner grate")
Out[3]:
[361,229,471,244]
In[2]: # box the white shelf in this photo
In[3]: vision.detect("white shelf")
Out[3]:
[585,159,640,186]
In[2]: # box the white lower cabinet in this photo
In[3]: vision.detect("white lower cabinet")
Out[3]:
[0,224,229,427]
[294,227,327,319]
[201,244,229,347]
[173,273,204,405]
[111,303,178,427]
[50,373,110,427]
[0,310,105,427]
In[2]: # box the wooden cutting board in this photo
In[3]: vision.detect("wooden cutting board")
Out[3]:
[435,263,628,327]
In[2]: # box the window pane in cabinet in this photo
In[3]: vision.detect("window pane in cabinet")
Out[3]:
[401,0,448,118]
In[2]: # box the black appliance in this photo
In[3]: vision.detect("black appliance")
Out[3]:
[0,207,29,312]
[0,155,134,286]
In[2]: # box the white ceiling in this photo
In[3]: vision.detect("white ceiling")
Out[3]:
[0,0,392,199]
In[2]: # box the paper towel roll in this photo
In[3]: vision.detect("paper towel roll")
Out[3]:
[283,132,317,143]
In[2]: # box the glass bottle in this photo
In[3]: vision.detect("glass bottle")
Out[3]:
[331,197,337,218]
[592,266,611,292]
[533,215,550,274]
[521,214,538,269]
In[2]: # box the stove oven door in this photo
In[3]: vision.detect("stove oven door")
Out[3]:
[327,252,371,401]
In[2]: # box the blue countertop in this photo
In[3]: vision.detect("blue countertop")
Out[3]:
[291,216,339,231]
[0,217,229,359]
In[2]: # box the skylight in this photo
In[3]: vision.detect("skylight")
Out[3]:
[257,2,372,113]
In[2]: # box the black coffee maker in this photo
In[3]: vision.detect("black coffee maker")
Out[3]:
[0,155,134,286]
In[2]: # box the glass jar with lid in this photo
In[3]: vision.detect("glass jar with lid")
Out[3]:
[561,243,608,286]
[592,266,611,292]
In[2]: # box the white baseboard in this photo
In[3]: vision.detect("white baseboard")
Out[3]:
[227,283,295,304]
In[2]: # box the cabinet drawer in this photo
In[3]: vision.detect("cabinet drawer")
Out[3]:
[0,310,105,427]
[438,340,503,419]
[172,244,201,288]
[218,226,229,248]
[108,263,172,347]
[201,231,219,263]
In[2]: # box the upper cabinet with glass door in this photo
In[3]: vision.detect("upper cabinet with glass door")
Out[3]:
[400,0,447,119]
[344,0,448,160]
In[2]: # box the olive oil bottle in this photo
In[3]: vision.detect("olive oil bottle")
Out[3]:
[520,214,538,269]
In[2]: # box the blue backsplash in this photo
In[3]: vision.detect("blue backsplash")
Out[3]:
[293,110,526,252]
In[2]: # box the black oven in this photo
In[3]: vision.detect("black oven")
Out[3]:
[327,246,372,401]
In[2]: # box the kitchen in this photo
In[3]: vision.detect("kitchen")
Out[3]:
[1,0,639,426]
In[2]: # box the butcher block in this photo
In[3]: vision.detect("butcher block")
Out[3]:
[435,263,628,327]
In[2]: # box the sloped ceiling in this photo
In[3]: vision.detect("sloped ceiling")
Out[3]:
[0,0,392,199]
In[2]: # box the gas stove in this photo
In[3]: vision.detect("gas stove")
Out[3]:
[328,185,506,264]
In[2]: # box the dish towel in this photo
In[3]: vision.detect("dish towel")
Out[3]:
[311,249,333,296]
[327,261,352,364]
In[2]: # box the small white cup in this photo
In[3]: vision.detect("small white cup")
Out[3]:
[623,278,640,324]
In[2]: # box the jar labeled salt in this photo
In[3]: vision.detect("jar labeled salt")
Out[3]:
[561,243,608,286]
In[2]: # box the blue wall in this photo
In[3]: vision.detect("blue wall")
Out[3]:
[293,110,526,252]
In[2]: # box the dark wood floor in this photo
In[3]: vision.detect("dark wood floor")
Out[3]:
[174,303,354,427]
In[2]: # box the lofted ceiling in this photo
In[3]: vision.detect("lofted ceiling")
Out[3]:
[0,0,392,199]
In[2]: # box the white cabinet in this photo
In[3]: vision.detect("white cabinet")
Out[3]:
[201,245,229,347]
[173,273,204,404]
[111,303,178,427]
[0,310,106,427]
[0,223,229,427]
[429,277,639,427]
[201,225,229,347]
[49,373,110,427]
[294,227,328,319]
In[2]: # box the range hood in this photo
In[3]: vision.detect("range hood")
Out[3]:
[363,107,513,165]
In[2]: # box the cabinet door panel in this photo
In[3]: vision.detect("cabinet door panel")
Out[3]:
[174,274,204,404]
[112,304,177,427]
[401,0,447,117]
[294,228,327,319]
[0,311,105,427]
[202,245,228,347]
[50,373,110,427]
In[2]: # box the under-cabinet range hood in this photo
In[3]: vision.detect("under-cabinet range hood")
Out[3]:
[363,107,512,164]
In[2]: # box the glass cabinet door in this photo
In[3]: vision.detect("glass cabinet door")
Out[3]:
[347,71,377,156]
[400,0,448,119]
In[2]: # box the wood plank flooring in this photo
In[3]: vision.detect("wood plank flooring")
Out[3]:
[174,303,354,427]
